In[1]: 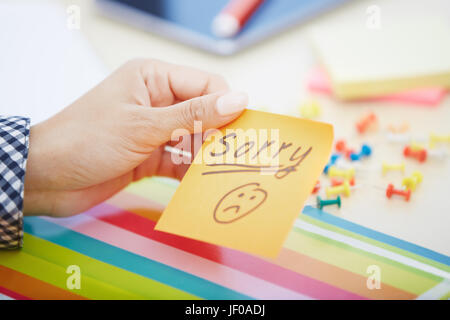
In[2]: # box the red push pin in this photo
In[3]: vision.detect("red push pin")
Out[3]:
[386,183,411,201]
[335,139,354,159]
[335,139,347,153]
[331,177,355,186]
[345,149,355,159]
[403,146,427,163]
[356,112,377,134]
[311,180,321,194]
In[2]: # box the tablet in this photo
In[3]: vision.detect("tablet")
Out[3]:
[95,0,350,55]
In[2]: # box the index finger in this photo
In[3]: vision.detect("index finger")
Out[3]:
[140,59,230,107]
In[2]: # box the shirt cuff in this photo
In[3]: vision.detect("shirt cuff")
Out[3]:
[0,116,30,249]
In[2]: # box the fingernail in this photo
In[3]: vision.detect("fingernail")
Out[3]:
[216,91,248,116]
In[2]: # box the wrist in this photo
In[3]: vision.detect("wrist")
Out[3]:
[23,190,52,216]
[23,124,53,215]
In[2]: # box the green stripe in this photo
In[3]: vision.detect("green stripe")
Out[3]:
[21,233,199,300]
[439,291,450,300]
[298,214,450,274]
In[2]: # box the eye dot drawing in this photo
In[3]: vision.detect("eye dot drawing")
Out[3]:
[213,182,268,224]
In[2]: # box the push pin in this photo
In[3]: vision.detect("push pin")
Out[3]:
[382,162,405,175]
[311,180,321,194]
[331,177,355,186]
[356,112,377,134]
[335,139,355,158]
[299,100,321,119]
[410,141,425,152]
[403,146,427,163]
[328,166,355,180]
[428,148,449,160]
[386,184,411,201]
[335,139,347,153]
[326,181,351,198]
[350,144,372,161]
[323,153,340,174]
[429,133,450,149]
[402,171,423,191]
[316,195,341,210]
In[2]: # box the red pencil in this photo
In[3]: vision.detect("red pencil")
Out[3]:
[212,0,264,38]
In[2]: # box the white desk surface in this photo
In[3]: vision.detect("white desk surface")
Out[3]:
[9,0,450,255]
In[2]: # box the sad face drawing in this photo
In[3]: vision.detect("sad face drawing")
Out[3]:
[213,182,268,224]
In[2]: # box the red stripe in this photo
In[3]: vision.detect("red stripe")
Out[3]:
[86,203,363,299]
[0,286,31,300]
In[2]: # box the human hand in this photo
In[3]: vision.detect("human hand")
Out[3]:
[24,59,248,216]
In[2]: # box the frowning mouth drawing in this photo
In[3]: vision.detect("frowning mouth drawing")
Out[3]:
[213,182,268,224]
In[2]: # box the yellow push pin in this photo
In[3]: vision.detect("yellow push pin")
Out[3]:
[402,171,423,191]
[326,181,351,198]
[410,141,425,152]
[429,133,450,149]
[299,100,321,119]
[328,166,355,180]
[382,162,405,175]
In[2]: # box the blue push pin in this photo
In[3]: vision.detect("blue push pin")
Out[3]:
[323,153,340,174]
[316,195,341,210]
[350,144,372,161]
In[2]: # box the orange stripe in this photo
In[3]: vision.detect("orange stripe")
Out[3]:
[273,248,416,300]
[0,265,87,300]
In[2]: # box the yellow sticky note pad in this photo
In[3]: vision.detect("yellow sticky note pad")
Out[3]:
[155,110,333,257]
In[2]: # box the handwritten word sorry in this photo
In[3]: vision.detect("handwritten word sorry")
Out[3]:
[202,130,312,179]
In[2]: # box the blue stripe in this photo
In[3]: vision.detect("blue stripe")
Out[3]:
[24,217,252,300]
[302,206,450,267]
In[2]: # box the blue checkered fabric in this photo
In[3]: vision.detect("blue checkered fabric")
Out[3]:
[0,116,30,249]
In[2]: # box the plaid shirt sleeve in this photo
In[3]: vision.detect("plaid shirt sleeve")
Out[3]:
[0,116,30,249]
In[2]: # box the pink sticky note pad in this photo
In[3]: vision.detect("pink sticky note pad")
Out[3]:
[307,68,446,106]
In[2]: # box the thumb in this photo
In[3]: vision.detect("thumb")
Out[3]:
[147,91,248,144]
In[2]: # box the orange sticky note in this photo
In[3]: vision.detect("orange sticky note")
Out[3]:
[155,110,333,257]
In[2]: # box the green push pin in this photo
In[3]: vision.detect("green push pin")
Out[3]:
[316,195,341,210]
